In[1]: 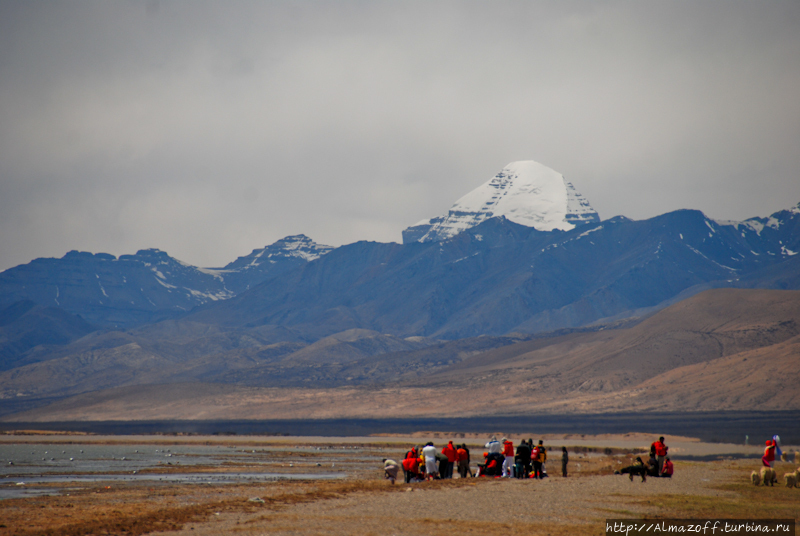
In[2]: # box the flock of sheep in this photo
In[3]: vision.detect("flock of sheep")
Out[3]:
[751,452,800,487]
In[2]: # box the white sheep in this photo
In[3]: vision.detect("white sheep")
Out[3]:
[783,472,796,488]
[751,470,761,486]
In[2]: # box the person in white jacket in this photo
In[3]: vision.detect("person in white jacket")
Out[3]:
[422,442,438,481]
[485,435,502,454]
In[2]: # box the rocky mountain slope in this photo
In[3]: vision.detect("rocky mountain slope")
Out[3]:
[0,300,96,371]
[6,288,798,421]
[0,235,332,328]
[211,234,333,294]
[187,204,800,339]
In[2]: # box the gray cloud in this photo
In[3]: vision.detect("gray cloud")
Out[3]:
[1,0,799,271]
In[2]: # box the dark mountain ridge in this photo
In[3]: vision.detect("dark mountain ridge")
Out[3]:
[0,235,333,328]
[1,203,798,343]
[0,300,97,371]
[186,205,800,339]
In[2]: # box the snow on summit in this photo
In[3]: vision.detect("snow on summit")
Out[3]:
[403,160,599,243]
[222,234,333,271]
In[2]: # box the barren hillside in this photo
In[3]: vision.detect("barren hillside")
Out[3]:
[5,288,799,421]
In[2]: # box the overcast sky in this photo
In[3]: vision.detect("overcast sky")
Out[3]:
[1,1,799,272]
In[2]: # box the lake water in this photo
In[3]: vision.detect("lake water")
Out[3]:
[0,442,347,499]
[2,412,798,443]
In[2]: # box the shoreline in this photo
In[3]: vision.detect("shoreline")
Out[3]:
[2,431,795,460]
[2,410,799,444]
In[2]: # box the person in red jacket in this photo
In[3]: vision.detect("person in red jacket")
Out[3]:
[661,457,674,478]
[501,437,515,477]
[402,446,420,483]
[762,439,776,468]
[651,437,668,476]
[441,441,457,479]
[456,444,469,478]
[479,452,501,476]
[531,443,541,479]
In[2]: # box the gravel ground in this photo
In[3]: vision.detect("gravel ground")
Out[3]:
[151,462,742,536]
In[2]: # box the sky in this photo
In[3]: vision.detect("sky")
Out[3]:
[1,1,799,272]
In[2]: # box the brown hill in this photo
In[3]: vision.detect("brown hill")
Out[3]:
[419,288,800,392]
[585,334,800,412]
[3,288,799,421]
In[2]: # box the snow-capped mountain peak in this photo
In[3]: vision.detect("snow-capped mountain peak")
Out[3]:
[223,235,333,271]
[403,160,599,243]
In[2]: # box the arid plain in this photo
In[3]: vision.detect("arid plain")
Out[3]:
[1,432,799,536]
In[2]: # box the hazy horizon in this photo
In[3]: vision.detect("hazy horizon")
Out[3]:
[2,1,799,272]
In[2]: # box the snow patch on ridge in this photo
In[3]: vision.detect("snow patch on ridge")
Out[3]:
[222,234,334,271]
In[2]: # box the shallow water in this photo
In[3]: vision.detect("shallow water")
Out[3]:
[0,442,350,499]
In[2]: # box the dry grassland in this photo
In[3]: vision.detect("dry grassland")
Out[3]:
[1,444,798,536]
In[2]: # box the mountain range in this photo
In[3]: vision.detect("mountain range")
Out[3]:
[4,288,798,421]
[1,160,798,420]
[0,234,332,328]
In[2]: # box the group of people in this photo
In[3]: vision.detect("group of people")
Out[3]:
[388,440,474,483]
[480,436,567,479]
[617,436,674,482]
[382,436,569,484]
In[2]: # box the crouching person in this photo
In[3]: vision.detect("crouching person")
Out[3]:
[618,457,648,482]
[402,448,420,483]
[661,457,674,478]
[383,458,401,484]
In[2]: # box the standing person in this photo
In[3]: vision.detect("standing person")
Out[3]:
[772,435,783,461]
[561,446,569,477]
[485,436,502,455]
[762,439,777,468]
[383,458,400,484]
[463,443,474,477]
[537,440,548,478]
[516,440,531,479]
[531,442,542,479]
[435,450,449,479]
[442,441,457,479]
[422,442,438,481]
[456,444,469,478]
[501,437,515,478]
[651,437,668,476]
